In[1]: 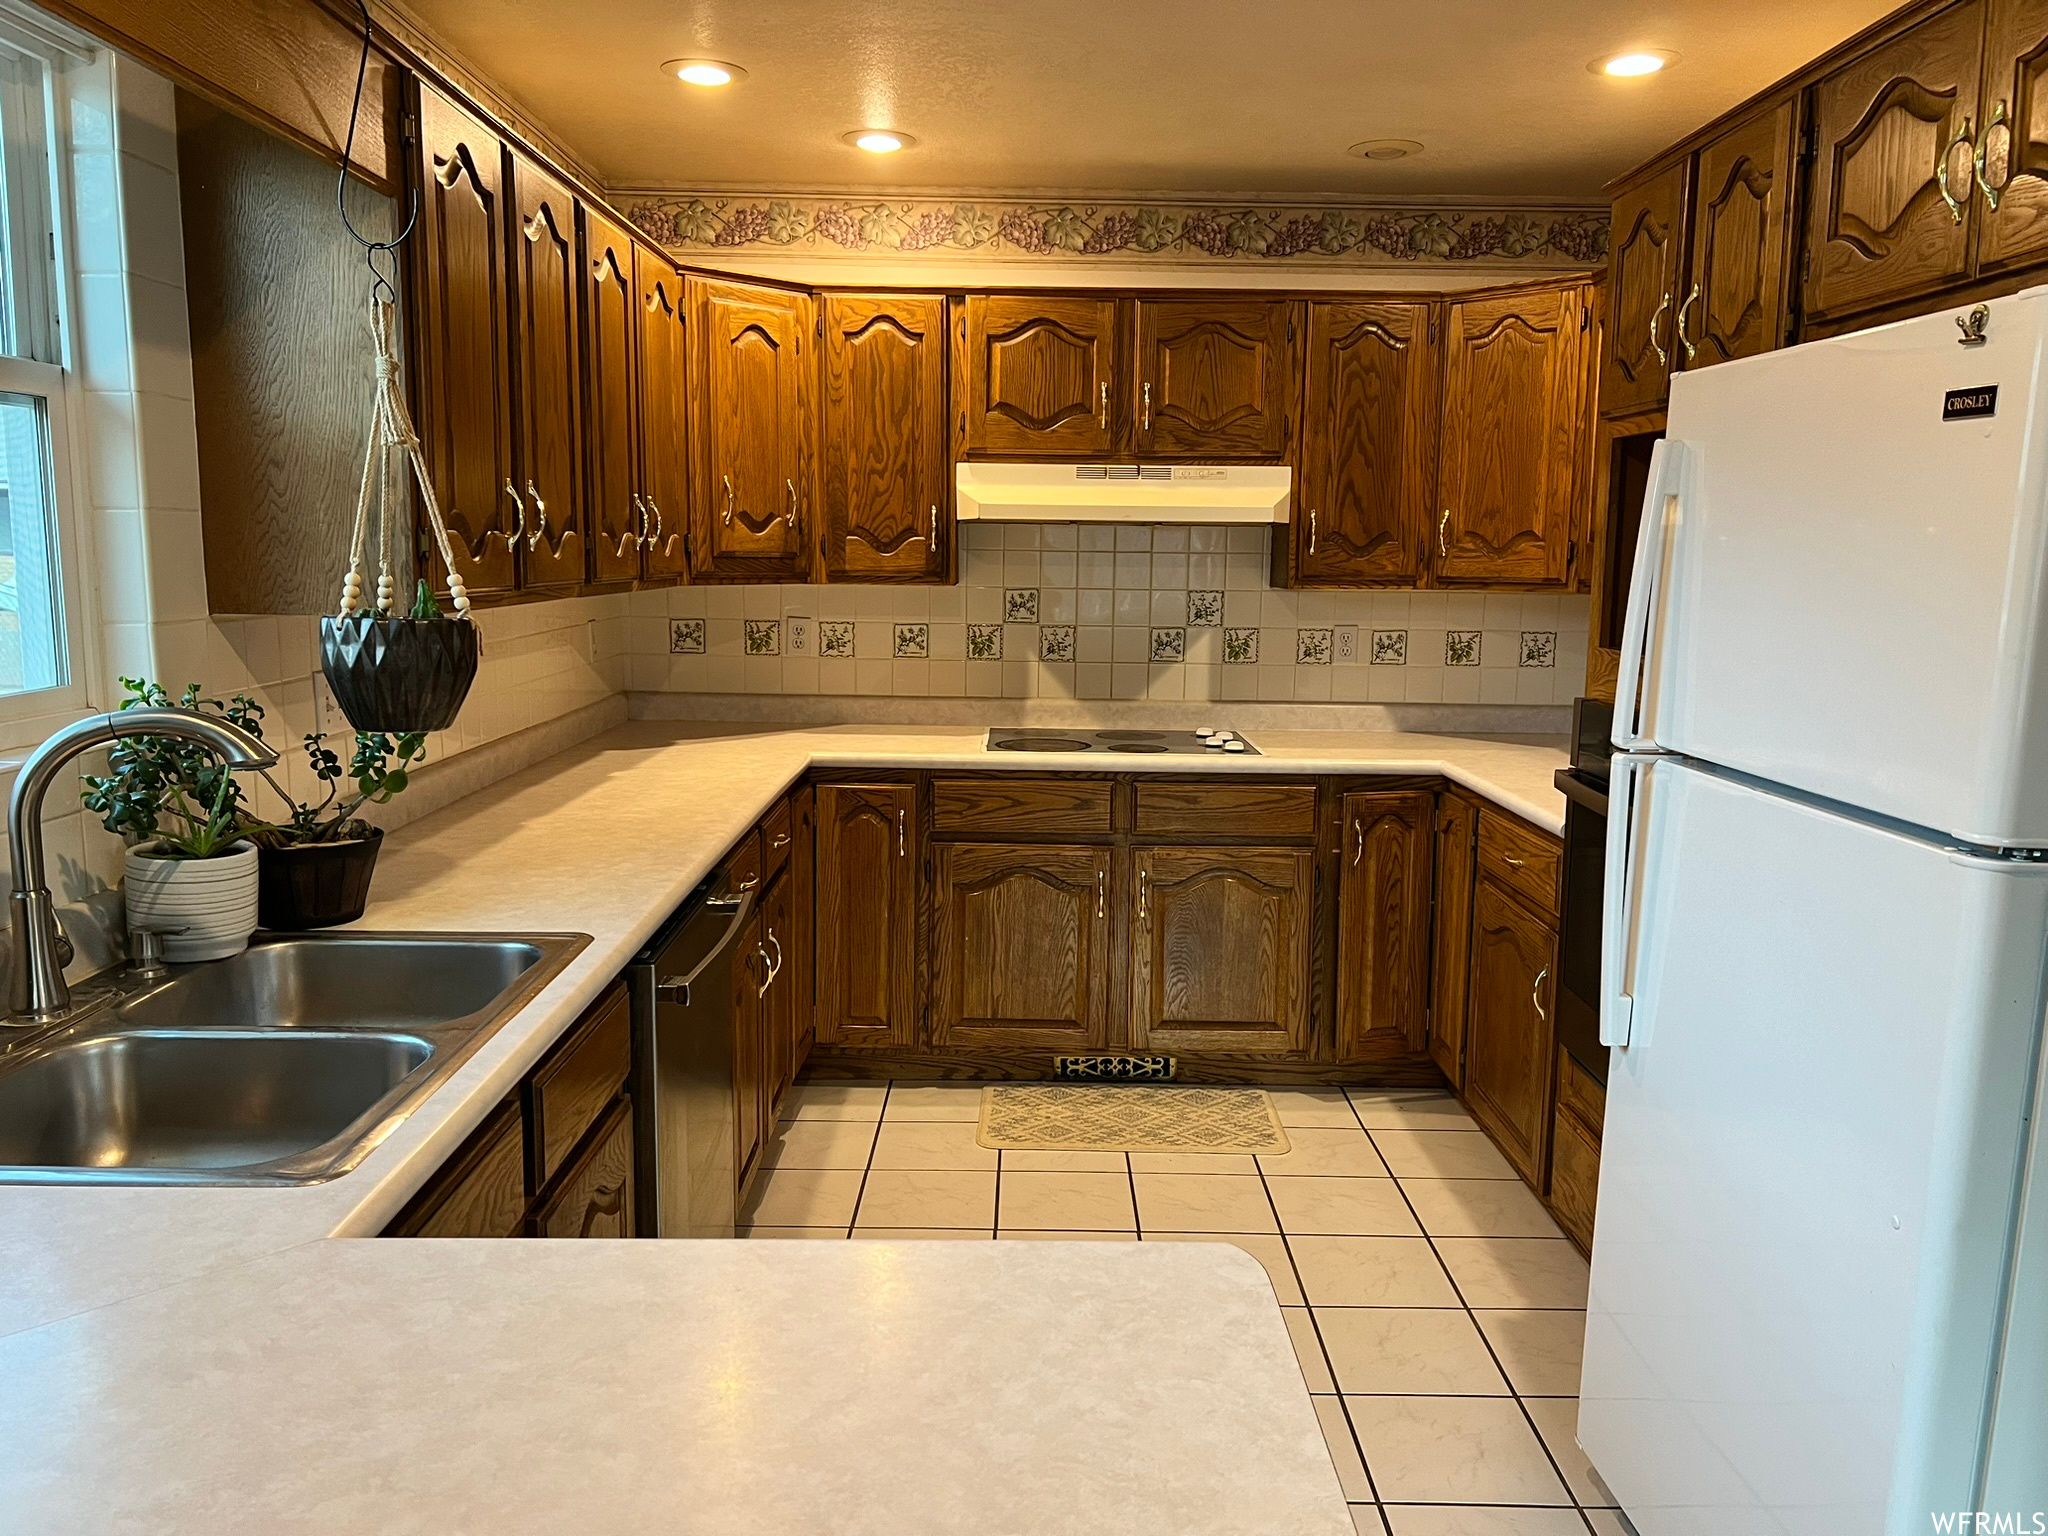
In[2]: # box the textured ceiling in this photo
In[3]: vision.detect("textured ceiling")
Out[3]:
[396,0,1898,200]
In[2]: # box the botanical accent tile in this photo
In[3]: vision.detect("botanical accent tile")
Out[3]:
[817,620,856,659]
[1150,627,1186,662]
[669,618,705,654]
[1519,630,1557,667]
[1296,627,1334,666]
[1223,627,1260,664]
[1039,624,1076,662]
[1187,589,1224,627]
[1371,629,1408,665]
[893,622,929,659]
[744,619,781,656]
[1446,630,1482,667]
[966,623,1003,661]
[1005,587,1040,623]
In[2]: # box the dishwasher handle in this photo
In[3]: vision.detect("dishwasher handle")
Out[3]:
[654,890,755,1005]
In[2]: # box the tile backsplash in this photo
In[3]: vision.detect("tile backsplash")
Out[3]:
[626,525,1588,706]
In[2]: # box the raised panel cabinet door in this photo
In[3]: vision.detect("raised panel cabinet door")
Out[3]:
[1133,297,1296,458]
[822,293,949,581]
[1685,97,1800,369]
[1436,283,1589,587]
[508,156,587,589]
[1601,161,1689,416]
[1428,793,1479,1086]
[583,207,641,583]
[534,1097,635,1238]
[1805,0,1985,323]
[408,82,516,597]
[732,900,768,1191]
[930,843,1112,1049]
[758,867,796,1132]
[633,246,690,579]
[1334,790,1435,1061]
[1462,877,1558,1184]
[814,783,917,1048]
[1292,300,1436,585]
[688,277,811,579]
[787,787,817,1082]
[1974,0,2048,271]
[960,294,1120,457]
[1128,845,1313,1055]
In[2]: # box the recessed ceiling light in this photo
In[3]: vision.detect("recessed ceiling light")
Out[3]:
[1592,49,1677,77]
[663,58,746,87]
[1347,138,1424,161]
[844,129,914,153]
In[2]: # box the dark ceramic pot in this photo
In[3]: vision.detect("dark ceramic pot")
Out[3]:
[256,828,383,931]
[321,613,480,734]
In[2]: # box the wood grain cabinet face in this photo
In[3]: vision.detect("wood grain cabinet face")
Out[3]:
[1437,283,1590,587]
[1334,790,1435,1061]
[1291,301,1436,585]
[822,293,949,581]
[786,789,817,1088]
[1805,1,1986,324]
[508,158,587,590]
[732,896,768,1188]
[931,843,1112,1049]
[534,1097,635,1239]
[389,1098,528,1238]
[1132,298,1295,458]
[1128,846,1313,1055]
[1429,794,1480,1086]
[582,208,640,584]
[1462,877,1558,1184]
[959,294,1120,457]
[408,83,516,597]
[814,783,917,1048]
[1603,163,1689,416]
[689,276,812,580]
[634,248,690,580]
[1975,0,2048,273]
[1685,98,1801,369]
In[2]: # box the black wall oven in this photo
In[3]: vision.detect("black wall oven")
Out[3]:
[1554,699,1612,1085]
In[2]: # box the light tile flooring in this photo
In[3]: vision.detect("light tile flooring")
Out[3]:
[742,1081,1625,1536]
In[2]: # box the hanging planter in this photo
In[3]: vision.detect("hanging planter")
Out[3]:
[322,583,479,733]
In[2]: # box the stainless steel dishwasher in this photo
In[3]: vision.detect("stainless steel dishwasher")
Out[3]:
[629,874,754,1238]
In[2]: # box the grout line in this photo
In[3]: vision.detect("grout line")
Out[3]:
[843,1081,891,1238]
[1125,1150,1141,1237]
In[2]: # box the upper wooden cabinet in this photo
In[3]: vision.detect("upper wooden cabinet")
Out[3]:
[407,83,517,599]
[634,248,691,581]
[582,207,640,585]
[1286,300,1437,586]
[1437,280,1592,587]
[930,842,1113,1049]
[821,293,950,582]
[1334,790,1436,1062]
[813,782,917,1048]
[1685,96,1802,370]
[1604,162,1689,417]
[957,293,1121,458]
[688,275,813,581]
[1131,298,1297,458]
[507,157,587,590]
[1973,0,2048,272]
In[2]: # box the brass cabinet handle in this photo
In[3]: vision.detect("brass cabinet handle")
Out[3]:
[722,474,734,526]
[1438,508,1450,560]
[765,928,783,985]
[1308,508,1317,555]
[1647,290,1671,367]
[1532,965,1549,1022]
[786,477,801,538]
[928,504,938,546]
[1351,817,1363,866]
[1142,381,1152,432]
[622,493,648,556]
[1938,115,1975,224]
[1503,854,1524,867]
[502,479,526,546]
[1138,868,1148,922]
[1978,99,2010,211]
[525,480,547,549]
[647,498,663,547]
[1675,282,1700,363]
[1096,868,1106,918]
[898,806,906,858]
[1098,380,1109,430]
[755,939,774,997]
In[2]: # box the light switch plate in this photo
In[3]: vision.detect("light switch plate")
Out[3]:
[1334,625,1359,663]
[786,615,813,656]
[312,671,342,738]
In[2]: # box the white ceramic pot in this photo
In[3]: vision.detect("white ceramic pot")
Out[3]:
[124,839,260,962]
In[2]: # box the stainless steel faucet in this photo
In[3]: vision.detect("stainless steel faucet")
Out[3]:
[7,709,277,1022]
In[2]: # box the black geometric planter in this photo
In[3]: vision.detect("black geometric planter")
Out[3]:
[257,827,383,931]
[320,613,480,733]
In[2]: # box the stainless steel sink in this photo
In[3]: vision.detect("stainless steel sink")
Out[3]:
[0,931,587,1186]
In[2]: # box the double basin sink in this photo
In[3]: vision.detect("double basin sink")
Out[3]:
[0,932,586,1185]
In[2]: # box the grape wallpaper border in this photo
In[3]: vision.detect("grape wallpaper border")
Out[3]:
[620,193,1610,268]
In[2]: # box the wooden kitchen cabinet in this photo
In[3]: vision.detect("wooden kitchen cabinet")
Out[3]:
[821,293,951,582]
[813,783,918,1048]
[1547,1045,1606,1252]
[1283,300,1437,586]
[1334,790,1435,1061]
[1462,876,1559,1185]
[1603,161,1690,417]
[1128,846,1314,1055]
[1436,279,1592,588]
[385,1096,528,1238]
[1685,97,1802,370]
[634,247,691,580]
[930,842,1113,1049]
[1131,297,1297,458]
[1973,0,2048,273]
[533,1096,635,1239]
[956,293,1122,458]
[507,155,588,590]
[784,788,817,1096]
[582,205,640,585]
[688,275,813,581]
[1429,792,1480,1085]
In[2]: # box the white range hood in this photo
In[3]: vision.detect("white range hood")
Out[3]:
[954,462,1291,525]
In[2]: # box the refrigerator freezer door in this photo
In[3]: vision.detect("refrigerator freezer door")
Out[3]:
[1580,760,2048,1534]
[1631,292,2048,845]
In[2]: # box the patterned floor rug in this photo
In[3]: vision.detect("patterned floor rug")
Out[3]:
[976,1084,1291,1154]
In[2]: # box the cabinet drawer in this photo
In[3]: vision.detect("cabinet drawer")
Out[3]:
[932,777,1112,836]
[534,1096,635,1238]
[386,1097,527,1238]
[725,829,763,896]
[529,981,631,1188]
[762,798,794,881]
[1478,809,1560,915]
[1134,781,1317,840]
[1555,1045,1606,1143]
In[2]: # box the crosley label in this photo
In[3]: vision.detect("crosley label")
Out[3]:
[1944,385,1998,420]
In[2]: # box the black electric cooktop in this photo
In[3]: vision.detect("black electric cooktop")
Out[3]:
[984,729,1259,756]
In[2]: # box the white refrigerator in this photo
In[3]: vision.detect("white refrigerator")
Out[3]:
[1581,292,2048,1533]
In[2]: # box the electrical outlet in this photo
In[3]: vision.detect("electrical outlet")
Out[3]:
[585,618,599,664]
[312,671,342,738]
[786,614,813,656]
[1334,625,1359,663]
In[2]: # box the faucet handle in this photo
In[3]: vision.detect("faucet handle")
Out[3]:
[128,924,185,978]
[52,914,72,969]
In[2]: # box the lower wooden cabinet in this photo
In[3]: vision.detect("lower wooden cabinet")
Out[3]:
[385,1097,529,1238]
[1428,794,1480,1085]
[931,842,1113,1048]
[1334,789,1435,1060]
[533,1096,635,1239]
[1547,1045,1605,1251]
[814,782,918,1048]
[1461,875,1559,1184]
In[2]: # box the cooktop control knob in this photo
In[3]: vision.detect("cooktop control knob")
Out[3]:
[1223,739,1246,752]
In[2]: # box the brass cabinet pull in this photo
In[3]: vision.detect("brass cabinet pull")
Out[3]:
[765,928,783,985]
[1096,867,1106,918]
[525,480,547,549]
[1098,380,1109,430]
[722,474,735,526]
[755,938,774,997]
[1675,282,1700,363]
[1503,854,1524,867]
[1532,965,1549,1022]
[1978,99,2011,211]
[647,498,663,547]
[1308,508,1318,554]
[1351,817,1363,866]
[786,477,801,538]
[898,806,906,858]
[1438,508,1450,560]
[1939,115,1975,224]
[622,493,648,556]
[502,479,526,546]
[1647,290,1671,367]
[1138,868,1148,922]
[928,504,938,546]
[1142,381,1152,432]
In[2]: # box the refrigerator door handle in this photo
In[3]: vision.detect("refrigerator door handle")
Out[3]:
[1614,438,1689,750]
[1600,753,1650,1048]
